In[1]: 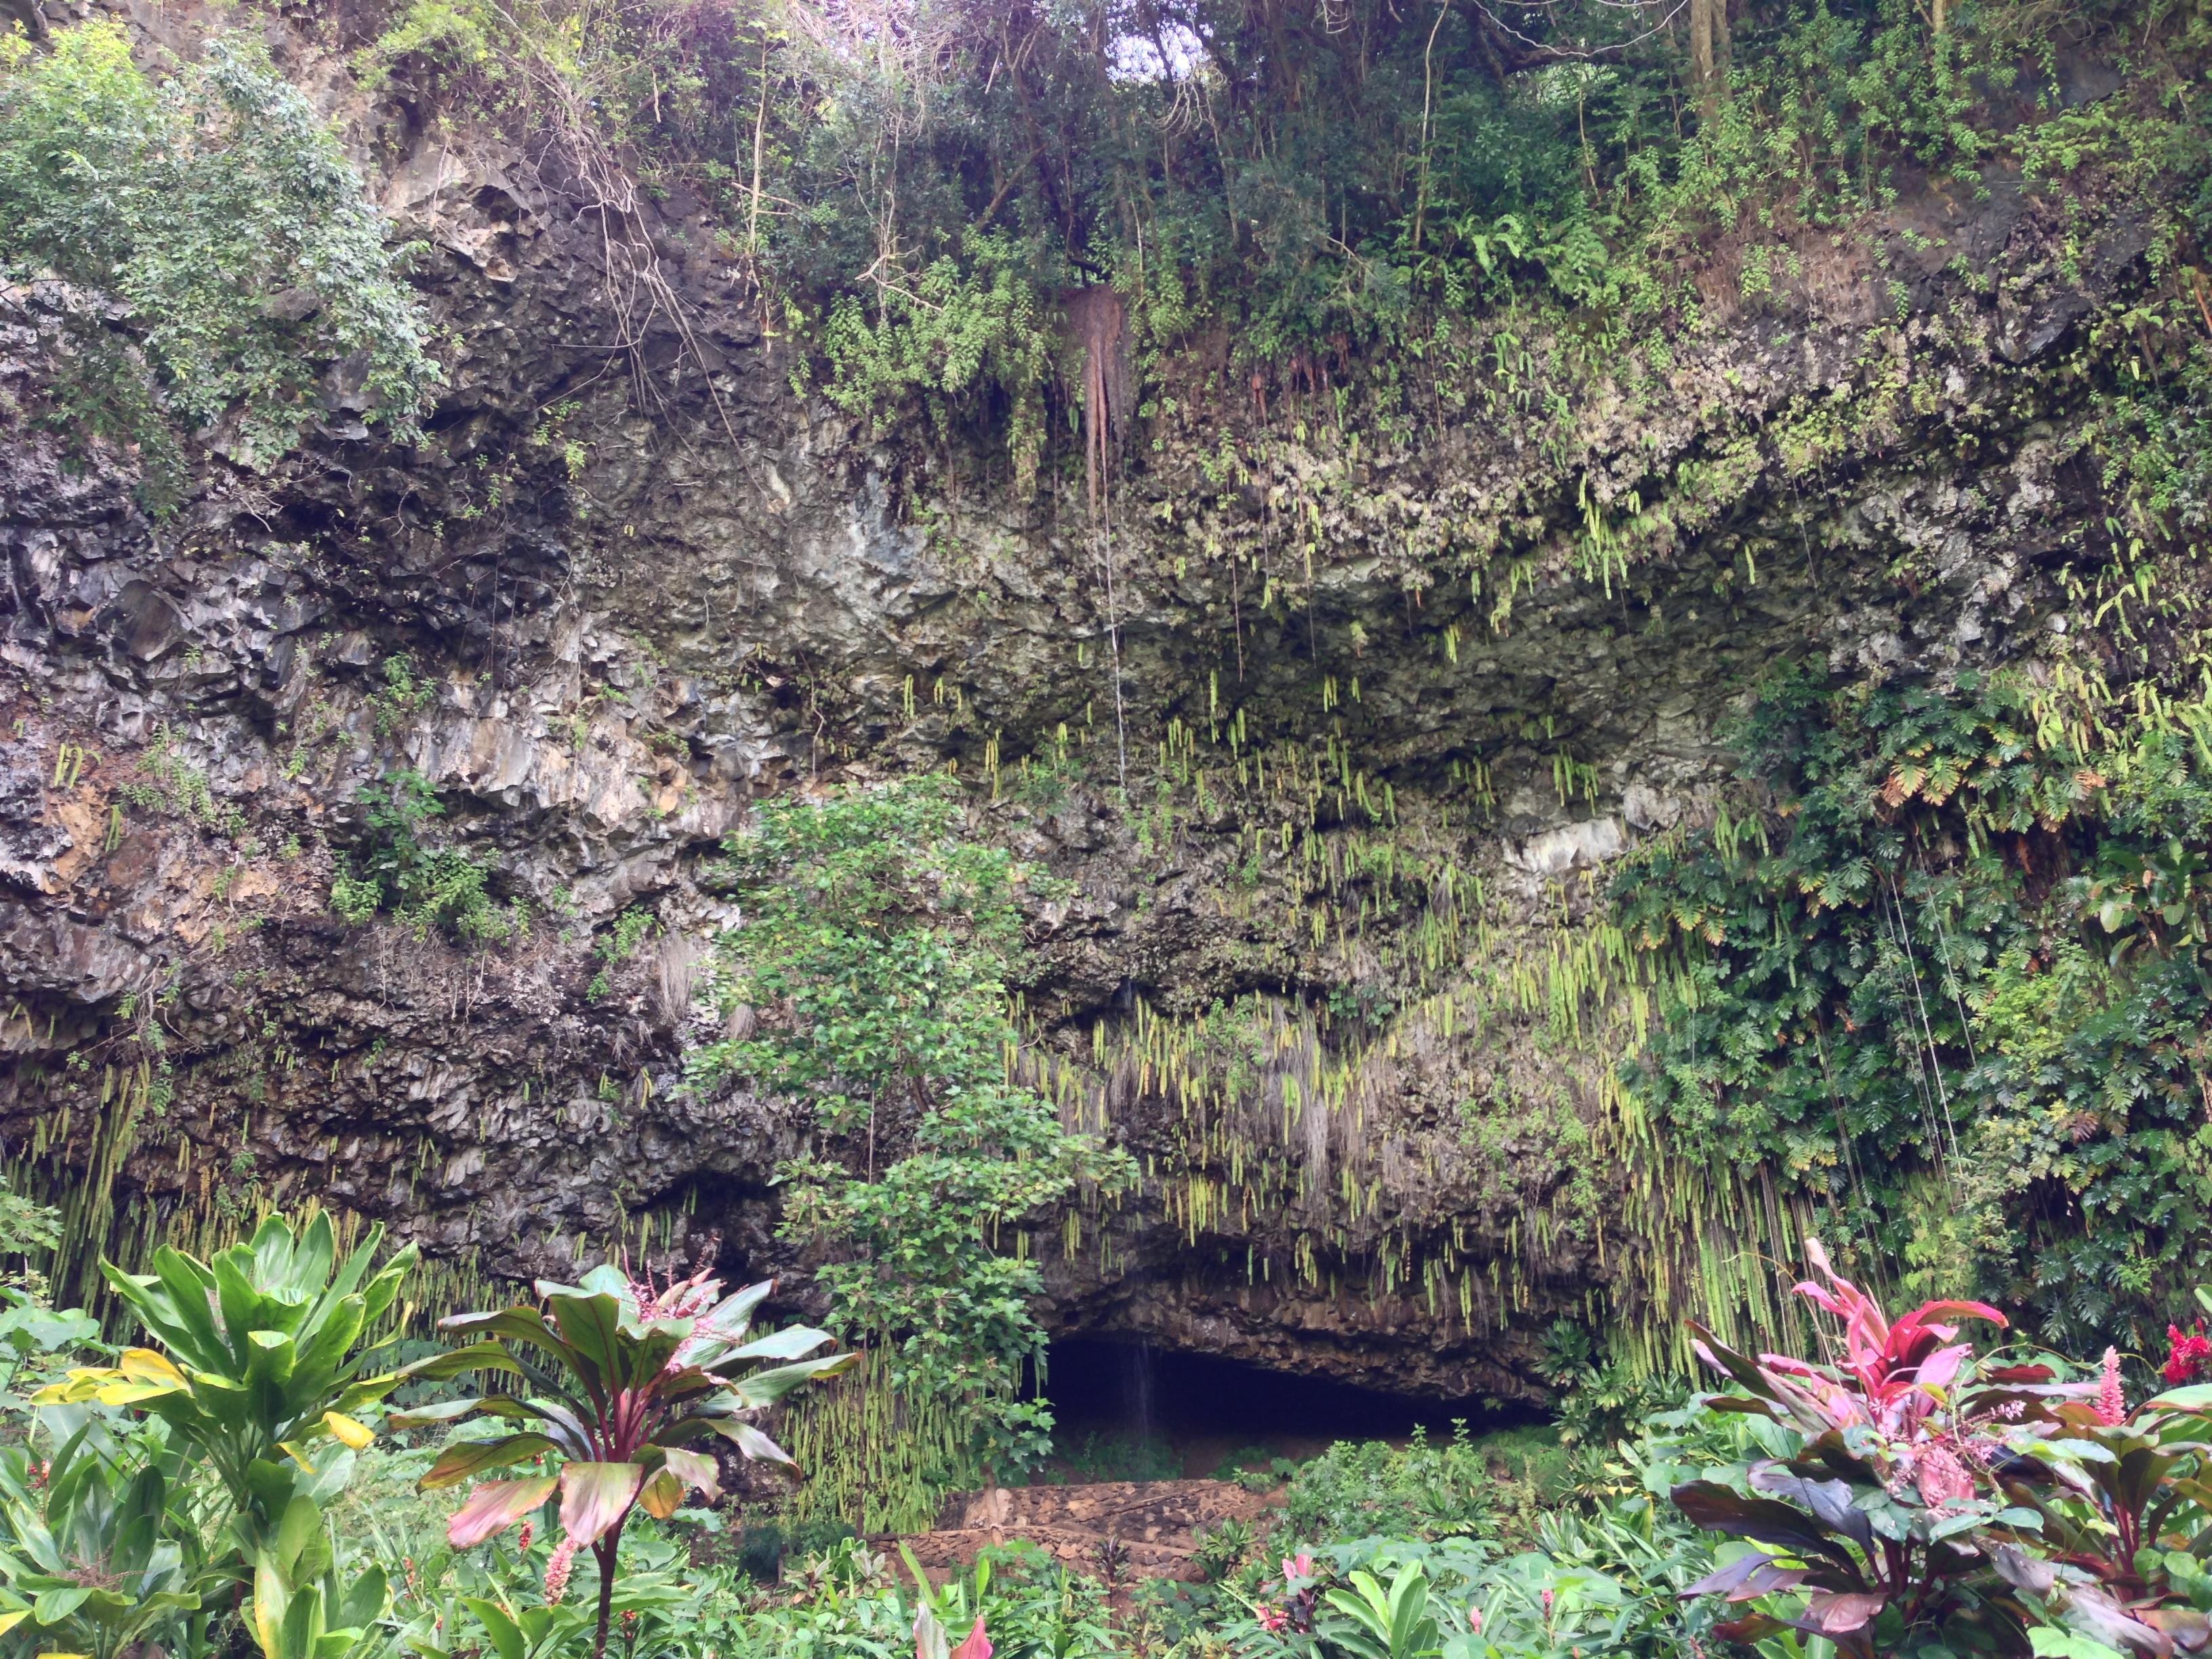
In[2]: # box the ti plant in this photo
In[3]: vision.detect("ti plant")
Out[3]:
[1673,1240,2038,1656]
[403,1264,856,1659]
[1673,1242,2212,1657]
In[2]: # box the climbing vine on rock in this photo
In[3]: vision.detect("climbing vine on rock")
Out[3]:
[1614,664,2212,1352]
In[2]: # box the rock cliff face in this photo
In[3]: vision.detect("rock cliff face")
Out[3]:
[0,7,2156,1398]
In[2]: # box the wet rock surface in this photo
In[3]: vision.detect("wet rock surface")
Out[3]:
[0,7,2158,1396]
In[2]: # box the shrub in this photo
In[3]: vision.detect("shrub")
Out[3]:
[0,24,432,503]
[330,769,515,945]
[1285,1425,1494,1542]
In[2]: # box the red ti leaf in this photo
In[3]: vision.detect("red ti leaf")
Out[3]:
[558,1460,646,1547]
[447,1475,558,1547]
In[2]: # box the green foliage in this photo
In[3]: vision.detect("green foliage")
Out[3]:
[1613,665,2212,1350]
[331,769,516,946]
[0,1176,60,1300]
[372,656,436,739]
[1285,1425,1494,1544]
[329,0,2194,461]
[813,230,1057,483]
[22,1212,434,1659]
[0,1435,206,1659]
[0,23,432,504]
[43,1212,417,1516]
[691,776,1131,1491]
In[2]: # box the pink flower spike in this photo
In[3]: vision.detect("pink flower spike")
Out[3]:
[544,1537,578,1605]
[2097,1347,2127,1426]
[1469,1607,1483,1634]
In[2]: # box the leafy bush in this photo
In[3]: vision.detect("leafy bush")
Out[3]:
[691,776,1132,1492]
[1673,1242,2212,1657]
[0,23,432,501]
[1285,1425,1494,1543]
[331,769,516,945]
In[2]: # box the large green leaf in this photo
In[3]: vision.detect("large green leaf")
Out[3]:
[436,1311,584,1378]
[386,1397,529,1431]
[542,1290,626,1397]
[724,1325,833,1363]
[705,1418,798,1474]
[391,1339,525,1385]
[420,1434,560,1492]
[557,1461,644,1547]
[462,1597,526,1659]
[733,1349,860,1408]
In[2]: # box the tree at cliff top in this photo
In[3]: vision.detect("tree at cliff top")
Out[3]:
[364,0,2175,456]
[687,776,1131,1516]
[0,22,432,505]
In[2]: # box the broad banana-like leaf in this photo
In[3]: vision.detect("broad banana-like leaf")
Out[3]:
[734,1350,860,1408]
[659,1447,720,1502]
[462,1597,526,1659]
[707,1418,799,1474]
[725,1326,833,1363]
[387,1396,531,1431]
[636,1467,684,1521]
[543,1291,625,1396]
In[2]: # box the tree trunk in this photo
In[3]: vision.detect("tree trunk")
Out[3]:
[1689,0,1728,117]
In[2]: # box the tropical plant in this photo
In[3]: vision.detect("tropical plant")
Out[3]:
[37,1212,417,1514]
[691,777,1129,1495]
[1321,1561,1443,1659]
[401,1263,856,1659]
[0,1429,206,1659]
[1672,1240,2044,1654]
[1669,1243,2212,1656]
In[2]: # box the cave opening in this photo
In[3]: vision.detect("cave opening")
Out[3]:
[1036,1336,1534,1481]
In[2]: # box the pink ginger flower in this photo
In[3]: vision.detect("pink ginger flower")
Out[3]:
[1468,1607,1484,1634]
[1256,1605,1290,1634]
[2097,1346,2128,1426]
[544,1537,579,1604]
[516,1521,534,1554]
